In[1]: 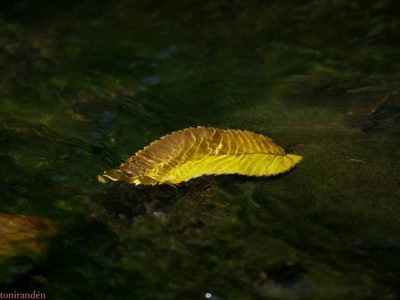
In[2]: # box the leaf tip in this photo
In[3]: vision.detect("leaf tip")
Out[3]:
[288,154,303,166]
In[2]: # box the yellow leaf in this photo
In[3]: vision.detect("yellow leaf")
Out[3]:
[0,212,56,258]
[100,127,302,185]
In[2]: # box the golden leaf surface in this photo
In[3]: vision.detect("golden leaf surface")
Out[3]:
[100,127,302,185]
[0,212,56,258]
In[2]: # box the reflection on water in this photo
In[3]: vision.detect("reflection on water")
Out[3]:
[1,1,400,299]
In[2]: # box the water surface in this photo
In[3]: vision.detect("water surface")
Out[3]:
[1,1,400,299]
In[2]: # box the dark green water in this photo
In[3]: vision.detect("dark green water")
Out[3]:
[1,1,400,299]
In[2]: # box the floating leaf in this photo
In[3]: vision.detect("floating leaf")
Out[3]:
[0,212,56,258]
[100,127,302,185]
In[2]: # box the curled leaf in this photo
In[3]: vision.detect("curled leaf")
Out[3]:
[0,212,56,258]
[100,127,302,185]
